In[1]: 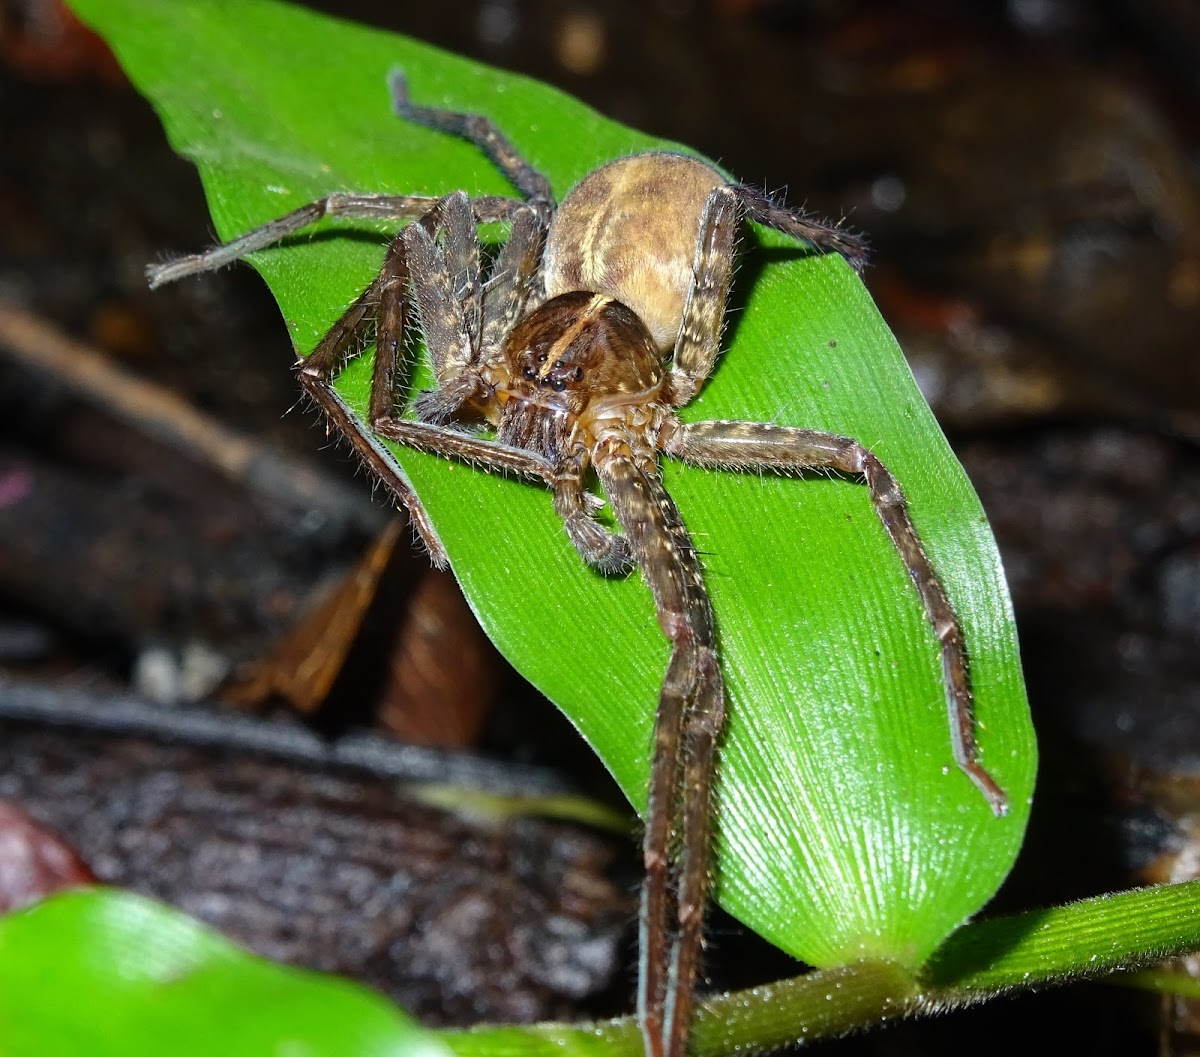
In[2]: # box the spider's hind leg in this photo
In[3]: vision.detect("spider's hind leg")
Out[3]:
[729,183,870,273]
[665,181,869,408]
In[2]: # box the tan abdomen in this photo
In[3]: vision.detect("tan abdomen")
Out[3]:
[542,152,726,352]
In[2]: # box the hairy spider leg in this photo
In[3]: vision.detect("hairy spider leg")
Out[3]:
[664,183,867,409]
[666,185,741,407]
[385,198,630,575]
[617,163,879,1057]
[480,208,551,364]
[145,192,525,289]
[596,457,723,1057]
[143,177,545,562]
[663,420,1009,816]
[730,183,871,274]
[294,207,558,546]
[390,70,554,209]
[407,201,547,423]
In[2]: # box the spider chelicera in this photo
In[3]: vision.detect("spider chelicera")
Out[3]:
[149,72,1008,1057]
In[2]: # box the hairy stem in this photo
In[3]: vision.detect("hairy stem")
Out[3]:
[442,879,1200,1057]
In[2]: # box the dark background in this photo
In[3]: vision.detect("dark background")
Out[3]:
[1,0,1199,1053]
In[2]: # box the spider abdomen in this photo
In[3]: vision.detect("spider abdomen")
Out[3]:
[542,152,726,352]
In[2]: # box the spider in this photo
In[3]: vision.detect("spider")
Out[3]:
[149,73,1008,1057]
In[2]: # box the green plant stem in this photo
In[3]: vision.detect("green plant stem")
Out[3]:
[922,880,1200,992]
[442,879,1200,1057]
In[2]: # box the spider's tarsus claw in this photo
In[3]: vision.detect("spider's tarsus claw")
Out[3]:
[145,257,187,290]
[970,764,1009,817]
[420,536,451,570]
[387,68,411,115]
[840,231,871,274]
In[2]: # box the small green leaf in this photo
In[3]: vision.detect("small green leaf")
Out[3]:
[71,0,1035,969]
[0,888,446,1057]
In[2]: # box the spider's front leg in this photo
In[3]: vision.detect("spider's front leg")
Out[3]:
[410,204,547,424]
[597,454,724,1057]
[664,419,1008,816]
[389,199,629,573]
[145,190,525,289]
[146,184,541,562]
[297,198,557,563]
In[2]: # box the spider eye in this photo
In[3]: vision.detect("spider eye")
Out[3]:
[522,365,536,380]
[550,377,567,392]
[536,352,547,364]
[573,367,584,382]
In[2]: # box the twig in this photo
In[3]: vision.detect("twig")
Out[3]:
[0,298,385,539]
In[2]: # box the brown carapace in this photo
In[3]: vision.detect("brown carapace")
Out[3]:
[149,73,1007,1057]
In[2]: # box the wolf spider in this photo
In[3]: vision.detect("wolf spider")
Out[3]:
[149,73,1008,1057]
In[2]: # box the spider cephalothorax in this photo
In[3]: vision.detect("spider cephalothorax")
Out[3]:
[149,73,1006,1057]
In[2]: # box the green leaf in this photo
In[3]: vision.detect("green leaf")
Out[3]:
[0,888,446,1057]
[5,881,1200,1057]
[70,0,1035,970]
